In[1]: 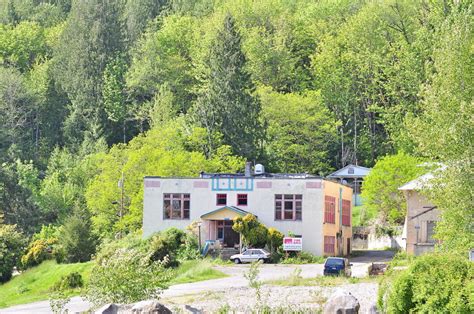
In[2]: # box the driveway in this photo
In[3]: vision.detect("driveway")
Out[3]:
[1,251,393,313]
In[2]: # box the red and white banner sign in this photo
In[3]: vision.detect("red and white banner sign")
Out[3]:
[283,237,303,251]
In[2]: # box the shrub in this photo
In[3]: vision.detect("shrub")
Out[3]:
[21,224,62,269]
[280,251,325,264]
[379,253,474,313]
[176,232,200,261]
[148,228,186,267]
[267,228,284,252]
[148,228,200,266]
[0,224,26,282]
[56,207,96,263]
[361,152,426,224]
[83,246,171,305]
[233,214,268,248]
[21,238,57,269]
[52,272,84,291]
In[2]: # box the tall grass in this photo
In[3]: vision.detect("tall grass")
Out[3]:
[170,259,228,285]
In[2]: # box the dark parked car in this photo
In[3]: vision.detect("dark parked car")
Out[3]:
[323,257,352,276]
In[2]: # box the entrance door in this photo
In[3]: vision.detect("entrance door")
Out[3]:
[223,220,239,248]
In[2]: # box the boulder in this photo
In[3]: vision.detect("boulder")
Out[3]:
[323,290,360,314]
[131,300,172,314]
[95,303,119,314]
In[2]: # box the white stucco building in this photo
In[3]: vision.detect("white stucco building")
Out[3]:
[143,166,353,256]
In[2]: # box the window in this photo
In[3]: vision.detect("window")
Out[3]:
[217,221,224,239]
[426,221,436,243]
[348,167,354,174]
[237,194,248,206]
[216,194,227,206]
[342,199,351,226]
[275,194,302,221]
[324,196,336,224]
[324,236,335,254]
[163,194,190,219]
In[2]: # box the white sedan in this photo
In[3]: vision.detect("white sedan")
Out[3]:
[230,249,271,264]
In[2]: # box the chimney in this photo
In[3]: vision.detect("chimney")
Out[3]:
[245,162,252,177]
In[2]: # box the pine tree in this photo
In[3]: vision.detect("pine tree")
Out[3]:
[54,0,126,149]
[194,14,263,160]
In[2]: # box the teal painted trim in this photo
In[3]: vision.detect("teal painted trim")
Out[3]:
[211,177,254,191]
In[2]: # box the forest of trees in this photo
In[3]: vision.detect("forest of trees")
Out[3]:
[0,0,472,253]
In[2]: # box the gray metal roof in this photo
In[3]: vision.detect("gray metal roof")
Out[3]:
[327,164,372,178]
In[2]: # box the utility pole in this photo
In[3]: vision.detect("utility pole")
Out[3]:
[118,170,124,219]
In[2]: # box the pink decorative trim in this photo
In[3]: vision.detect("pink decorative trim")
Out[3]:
[256,181,272,188]
[193,181,209,188]
[306,181,321,189]
[144,180,160,188]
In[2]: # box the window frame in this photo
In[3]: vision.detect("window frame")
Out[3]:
[324,196,336,224]
[324,236,335,254]
[163,193,190,220]
[342,199,351,226]
[237,194,248,206]
[274,194,302,221]
[216,193,227,206]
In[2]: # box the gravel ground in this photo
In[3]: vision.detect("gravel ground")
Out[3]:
[164,282,378,313]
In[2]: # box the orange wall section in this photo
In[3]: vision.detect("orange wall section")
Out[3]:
[322,180,353,256]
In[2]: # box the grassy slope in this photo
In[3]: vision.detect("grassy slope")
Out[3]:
[170,259,228,285]
[0,260,93,308]
[0,259,227,308]
[352,205,378,226]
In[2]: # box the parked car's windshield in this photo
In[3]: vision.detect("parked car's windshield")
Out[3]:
[325,258,344,266]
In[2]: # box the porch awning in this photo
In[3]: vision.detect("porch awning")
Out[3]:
[200,206,253,220]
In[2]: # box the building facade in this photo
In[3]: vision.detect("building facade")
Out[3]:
[399,173,439,255]
[143,171,353,256]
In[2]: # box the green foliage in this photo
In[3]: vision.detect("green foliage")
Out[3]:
[259,87,337,174]
[55,207,96,263]
[84,239,171,306]
[148,228,188,267]
[0,21,48,71]
[51,272,83,291]
[361,152,426,224]
[21,224,62,269]
[0,67,36,161]
[352,205,378,227]
[244,260,263,304]
[233,214,268,248]
[85,119,244,238]
[379,253,474,313]
[170,259,227,285]
[103,56,128,123]
[193,13,263,159]
[408,6,474,254]
[127,15,197,114]
[0,0,472,272]
[0,260,92,308]
[48,289,70,314]
[21,238,57,269]
[280,251,325,265]
[267,227,283,253]
[0,224,26,282]
[54,0,125,147]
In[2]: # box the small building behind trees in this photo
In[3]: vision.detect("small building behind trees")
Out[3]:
[327,164,371,206]
[399,173,440,256]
